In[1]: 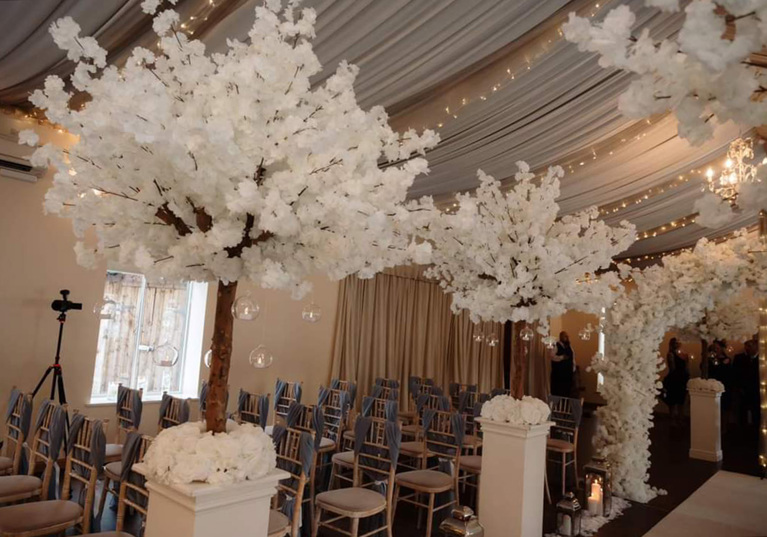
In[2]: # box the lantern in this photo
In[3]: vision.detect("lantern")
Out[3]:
[555,492,582,536]
[439,506,484,537]
[583,457,612,517]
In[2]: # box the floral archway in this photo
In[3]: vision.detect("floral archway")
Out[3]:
[591,232,767,502]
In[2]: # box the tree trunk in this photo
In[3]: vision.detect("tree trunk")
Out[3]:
[205,280,238,433]
[511,321,528,398]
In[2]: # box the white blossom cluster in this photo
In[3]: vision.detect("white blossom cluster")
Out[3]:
[687,377,726,393]
[685,289,760,342]
[20,0,438,297]
[590,232,767,502]
[563,1,767,146]
[142,421,276,485]
[480,394,551,426]
[421,163,635,331]
[694,178,767,229]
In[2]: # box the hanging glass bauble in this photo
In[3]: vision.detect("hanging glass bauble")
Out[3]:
[487,336,499,347]
[231,294,259,321]
[543,336,557,349]
[249,344,274,369]
[585,322,595,333]
[151,343,179,367]
[302,302,322,323]
[204,349,213,368]
[93,298,117,319]
[579,329,591,341]
[520,326,534,341]
[726,345,734,355]
[473,333,485,343]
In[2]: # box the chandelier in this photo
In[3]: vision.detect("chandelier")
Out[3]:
[705,137,760,202]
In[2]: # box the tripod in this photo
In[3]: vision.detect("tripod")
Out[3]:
[32,311,70,413]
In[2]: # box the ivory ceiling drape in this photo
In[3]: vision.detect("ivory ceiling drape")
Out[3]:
[330,267,505,404]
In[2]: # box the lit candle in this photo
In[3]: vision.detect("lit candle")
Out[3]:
[587,482,603,516]
[560,515,571,535]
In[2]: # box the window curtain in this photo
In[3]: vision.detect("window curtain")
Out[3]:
[330,267,504,404]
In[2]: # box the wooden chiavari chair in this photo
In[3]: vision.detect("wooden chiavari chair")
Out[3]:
[89,434,152,536]
[0,390,31,477]
[235,390,270,427]
[314,418,399,537]
[399,394,451,470]
[0,401,64,505]
[274,381,302,425]
[105,384,143,465]
[341,397,390,451]
[0,416,105,536]
[269,428,314,537]
[158,393,190,432]
[545,396,583,499]
[393,410,464,537]
[458,400,485,512]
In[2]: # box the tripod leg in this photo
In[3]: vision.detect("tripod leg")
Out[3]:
[32,367,54,398]
[55,369,71,433]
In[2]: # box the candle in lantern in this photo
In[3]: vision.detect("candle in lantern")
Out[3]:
[560,515,571,535]
[587,481,603,516]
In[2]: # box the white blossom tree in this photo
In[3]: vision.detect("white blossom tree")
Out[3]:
[563,0,767,146]
[21,0,437,433]
[423,162,635,327]
[420,162,635,394]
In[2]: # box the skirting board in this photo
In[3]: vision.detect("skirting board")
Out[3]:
[688,448,722,462]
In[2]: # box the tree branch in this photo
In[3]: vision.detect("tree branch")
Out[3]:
[155,203,192,236]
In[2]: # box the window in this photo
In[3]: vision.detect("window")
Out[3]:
[90,271,207,403]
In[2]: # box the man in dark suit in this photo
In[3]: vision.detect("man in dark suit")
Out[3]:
[733,339,760,431]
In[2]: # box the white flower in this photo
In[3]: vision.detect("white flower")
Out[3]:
[480,395,550,426]
[18,130,39,147]
[688,378,725,393]
[693,193,735,228]
[142,421,276,485]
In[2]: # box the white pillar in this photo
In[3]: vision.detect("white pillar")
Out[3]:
[134,464,289,537]
[476,419,553,537]
[688,389,723,462]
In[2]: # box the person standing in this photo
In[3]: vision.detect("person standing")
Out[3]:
[707,339,733,426]
[551,331,575,398]
[663,338,690,426]
[733,339,760,434]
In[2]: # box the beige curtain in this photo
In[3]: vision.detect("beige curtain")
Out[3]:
[330,267,505,403]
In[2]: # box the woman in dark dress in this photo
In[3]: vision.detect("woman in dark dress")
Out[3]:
[663,338,689,426]
[551,331,575,397]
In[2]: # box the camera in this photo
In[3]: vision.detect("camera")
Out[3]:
[51,290,82,313]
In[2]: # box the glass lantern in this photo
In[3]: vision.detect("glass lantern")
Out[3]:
[556,492,582,536]
[583,457,612,517]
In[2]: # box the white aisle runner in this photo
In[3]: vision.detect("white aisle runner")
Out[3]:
[646,471,767,537]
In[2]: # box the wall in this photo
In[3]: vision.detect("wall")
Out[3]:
[0,116,339,437]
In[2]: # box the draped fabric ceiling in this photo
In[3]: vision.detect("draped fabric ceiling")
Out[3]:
[0,0,759,259]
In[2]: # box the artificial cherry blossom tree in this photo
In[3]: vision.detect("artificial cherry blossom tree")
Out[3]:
[563,0,767,146]
[22,0,437,433]
[423,162,635,327]
[421,162,635,395]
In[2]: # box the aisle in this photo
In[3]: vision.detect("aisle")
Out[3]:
[644,471,767,537]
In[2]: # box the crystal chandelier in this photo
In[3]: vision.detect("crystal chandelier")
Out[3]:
[705,137,759,202]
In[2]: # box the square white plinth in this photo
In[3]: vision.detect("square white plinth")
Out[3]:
[476,419,554,537]
[688,389,723,462]
[134,463,289,537]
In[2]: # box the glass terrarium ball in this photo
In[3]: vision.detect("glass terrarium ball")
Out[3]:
[249,345,275,369]
[543,335,557,349]
[579,329,591,341]
[204,349,212,368]
[520,326,534,341]
[301,302,322,323]
[473,333,485,343]
[487,336,499,347]
[152,343,179,368]
[231,295,259,321]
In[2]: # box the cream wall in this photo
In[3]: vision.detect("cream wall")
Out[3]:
[0,116,339,436]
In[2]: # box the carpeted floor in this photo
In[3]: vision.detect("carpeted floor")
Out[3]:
[644,471,767,537]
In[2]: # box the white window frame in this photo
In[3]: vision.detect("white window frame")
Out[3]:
[88,271,207,404]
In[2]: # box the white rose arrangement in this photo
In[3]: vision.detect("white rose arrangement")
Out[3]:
[142,421,276,486]
[480,395,551,426]
[687,378,725,393]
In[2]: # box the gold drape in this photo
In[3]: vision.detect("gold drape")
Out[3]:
[330,268,504,403]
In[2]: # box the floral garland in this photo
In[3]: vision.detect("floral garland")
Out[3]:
[590,231,766,502]
[143,421,276,485]
[480,394,551,426]
[687,378,725,393]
